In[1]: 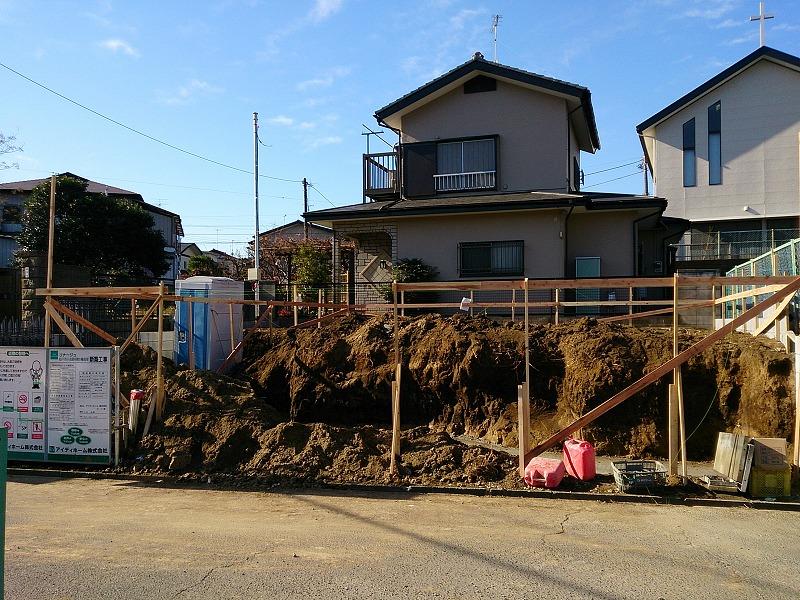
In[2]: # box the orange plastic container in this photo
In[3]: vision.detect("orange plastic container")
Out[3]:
[563,438,596,481]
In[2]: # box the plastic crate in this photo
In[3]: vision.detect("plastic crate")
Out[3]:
[748,466,791,498]
[612,460,667,493]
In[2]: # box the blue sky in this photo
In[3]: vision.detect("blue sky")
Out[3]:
[2,0,800,252]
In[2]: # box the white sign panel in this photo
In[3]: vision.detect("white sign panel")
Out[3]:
[0,347,47,459]
[46,348,111,463]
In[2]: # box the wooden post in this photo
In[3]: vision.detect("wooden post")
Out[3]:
[628,287,634,326]
[318,289,323,328]
[511,289,515,322]
[667,383,679,476]
[793,334,800,467]
[400,290,405,318]
[672,274,688,480]
[187,300,195,370]
[293,284,299,326]
[554,288,559,325]
[43,174,56,348]
[130,298,137,334]
[517,383,530,476]
[390,280,401,474]
[156,282,165,421]
[228,303,235,358]
[469,290,474,316]
[711,284,716,328]
[523,278,530,445]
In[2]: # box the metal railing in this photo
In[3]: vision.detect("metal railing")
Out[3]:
[674,228,800,261]
[433,170,496,192]
[363,152,398,197]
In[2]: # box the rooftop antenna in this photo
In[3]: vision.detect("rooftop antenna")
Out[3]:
[750,1,774,47]
[492,14,502,62]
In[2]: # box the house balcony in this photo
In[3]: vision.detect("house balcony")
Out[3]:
[363,152,399,201]
[673,228,800,262]
[434,170,496,192]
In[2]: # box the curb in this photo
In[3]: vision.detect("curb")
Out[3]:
[8,467,800,512]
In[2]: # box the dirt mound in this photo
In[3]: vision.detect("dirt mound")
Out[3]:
[243,315,795,459]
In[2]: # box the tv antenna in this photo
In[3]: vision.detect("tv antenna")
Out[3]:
[492,14,502,62]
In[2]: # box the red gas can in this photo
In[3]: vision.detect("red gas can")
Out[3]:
[524,457,565,488]
[563,438,596,481]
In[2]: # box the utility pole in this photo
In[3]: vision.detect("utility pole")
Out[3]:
[302,178,309,240]
[253,112,260,317]
[642,156,649,196]
[492,15,502,62]
[750,1,774,47]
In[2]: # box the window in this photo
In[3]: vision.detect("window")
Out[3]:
[708,101,722,185]
[458,240,523,277]
[683,118,696,187]
[435,137,496,192]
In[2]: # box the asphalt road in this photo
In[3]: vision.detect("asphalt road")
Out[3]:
[5,476,800,599]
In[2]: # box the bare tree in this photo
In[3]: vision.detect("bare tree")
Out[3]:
[0,133,22,170]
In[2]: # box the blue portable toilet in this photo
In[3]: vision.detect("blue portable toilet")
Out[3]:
[175,277,244,371]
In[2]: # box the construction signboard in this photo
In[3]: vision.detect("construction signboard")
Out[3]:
[0,346,112,464]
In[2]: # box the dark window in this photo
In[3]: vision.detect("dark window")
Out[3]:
[573,156,580,191]
[708,101,722,185]
[464,75,497,94]
[458,240,523,277]
[435,137,496,192]
[683,118,696,187]
[402,142,437,197]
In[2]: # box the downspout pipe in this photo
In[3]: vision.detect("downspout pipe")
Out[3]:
[563,201,575,277]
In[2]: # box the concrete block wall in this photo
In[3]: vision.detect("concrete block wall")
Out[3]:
[333,220,397,304]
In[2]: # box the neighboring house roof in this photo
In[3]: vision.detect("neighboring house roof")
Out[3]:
[258,219,332,238]
[304,191,665,223]
[374,52,600,152]
[0,171,184,236]
[205,248,237,261]
[179,242,202,256]
[636,46,800,133]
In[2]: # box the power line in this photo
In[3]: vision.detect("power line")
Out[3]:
[583,159,642,177]
[582,171,641,189]
[0,60,302,183]
[308,183,336,208]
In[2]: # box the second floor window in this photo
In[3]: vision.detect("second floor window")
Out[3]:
[708,101,722,185]
[435,138,496,192]
[682,118,696,187]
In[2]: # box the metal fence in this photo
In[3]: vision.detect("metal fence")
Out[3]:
[675,228,800,261]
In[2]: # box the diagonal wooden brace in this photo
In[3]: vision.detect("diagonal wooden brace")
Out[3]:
[524,276,800,464]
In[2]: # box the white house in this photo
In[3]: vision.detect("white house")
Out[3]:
[637,46,800,270]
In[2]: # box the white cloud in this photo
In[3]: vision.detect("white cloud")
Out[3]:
[449,8,483,30]
[773,23,800,32]
[160,79,223,105]
[266,115,294,126]
[714,18,741,29]
[298,121,316,130]
[309,0,344,22]
[683,1,736,20]
[99,38,139,57]
[308,135,342,149]
[296,66,351,91]
[726,31,758,45]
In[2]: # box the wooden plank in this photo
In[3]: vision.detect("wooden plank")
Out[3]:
[599,300,717,323]
[290,308,353,330]
[36,286,161,296]
[130,298,137,333]
[155,285,165,421]
[714,285,783,304]
[794,334,800,466]
[44,302,84,348]
[523,276,800,463]
[142,389,156,437]
[49,299,117,344]
[216,306,272,374]
[390,280,401,475]
[517,383,530,477]
[676,366,688,479]
[187,300,195,370]
[668,384,678,476]
[753,293,796,336]
[119,298,161,355]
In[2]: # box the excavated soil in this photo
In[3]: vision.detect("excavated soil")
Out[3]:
[242,314,795,459]
[119,314,795,487]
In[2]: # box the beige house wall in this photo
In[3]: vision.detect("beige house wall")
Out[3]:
[566,211,639,277]
[399,81,571,193]
[647,60,800,223]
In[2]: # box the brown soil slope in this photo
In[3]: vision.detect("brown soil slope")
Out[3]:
[243,314,794,458]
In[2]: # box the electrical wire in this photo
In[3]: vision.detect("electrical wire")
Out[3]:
[584,159,642,177]
[308,183,336,207]
[582,171,641,189]
[0,60,302,183]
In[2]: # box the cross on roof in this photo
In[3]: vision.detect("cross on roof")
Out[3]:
[750,1,774,47]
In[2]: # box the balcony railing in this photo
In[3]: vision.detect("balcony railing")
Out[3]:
[673,228,800,262]
[363,152,399,199]
[434,170,496,192]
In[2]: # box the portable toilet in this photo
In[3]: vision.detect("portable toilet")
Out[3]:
[174,276,244,371]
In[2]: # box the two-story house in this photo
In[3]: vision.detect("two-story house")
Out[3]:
[305,53,685,302]
[0,172,184,281]
[637,46,800,272]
